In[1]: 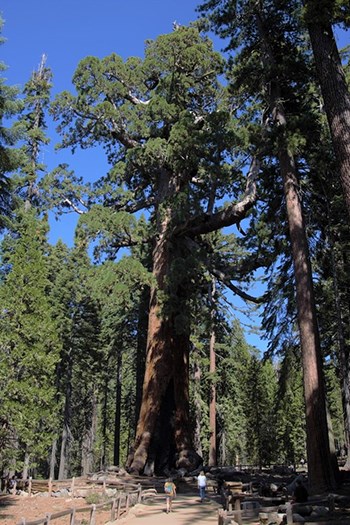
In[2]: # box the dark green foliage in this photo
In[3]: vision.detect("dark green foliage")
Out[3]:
[0,211,61,472]
[0,17,23,226]
[274,346,306,466]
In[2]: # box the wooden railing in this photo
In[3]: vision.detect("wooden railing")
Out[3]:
[15,483,157,525]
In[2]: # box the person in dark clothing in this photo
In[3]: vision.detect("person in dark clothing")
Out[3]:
[293,480,308,503]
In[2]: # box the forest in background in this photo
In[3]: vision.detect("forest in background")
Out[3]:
[0,0,349,495]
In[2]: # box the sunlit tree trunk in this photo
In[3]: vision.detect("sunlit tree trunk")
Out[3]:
[305,4,350,219]
[127,175,200,474]
[255,9,338,493]
[49,439,57,480]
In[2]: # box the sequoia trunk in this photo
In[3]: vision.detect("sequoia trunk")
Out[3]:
[305,10,350,220]
[127,191,200,474]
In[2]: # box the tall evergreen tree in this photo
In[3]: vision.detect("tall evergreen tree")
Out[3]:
[198,0,338,491]
[0,17,22,226]
[303,1,350,219]
[49,26,261,474]
[0,211,60,476]
[14,54,52,210]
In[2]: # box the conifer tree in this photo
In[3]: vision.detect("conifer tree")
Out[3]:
[303,0,350,218]
[275,346,306,467]
[14,54,52,210]
[0,211,60,476]
[49,26,261,474]
[0,17,22,226]
[199,0,338,491]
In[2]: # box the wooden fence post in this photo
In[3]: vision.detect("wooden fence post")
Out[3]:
[103,477,106,494]
[89,504,96,525]
[111,498,116,521]
[48,477,52,496]
[137,483,142,503]
[70,507,76,525]
[45,513,51,524]
[70,477,75,497]
[286,502,293,525]
[218,509,226,525]
[20,518,26,525]
[117,496,122,519]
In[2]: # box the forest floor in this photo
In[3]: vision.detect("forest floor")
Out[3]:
[1,470,350,525]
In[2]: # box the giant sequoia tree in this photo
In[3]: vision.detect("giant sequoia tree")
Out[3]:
[50,26,260,474]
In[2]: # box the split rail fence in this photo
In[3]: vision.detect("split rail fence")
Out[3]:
[12,477,157,525]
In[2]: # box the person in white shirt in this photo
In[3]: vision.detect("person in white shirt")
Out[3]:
[197,470,207,502]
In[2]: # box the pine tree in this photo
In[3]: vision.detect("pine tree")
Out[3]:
[14,54,52,210]
[0,211,60,476]
[0,17,22,226]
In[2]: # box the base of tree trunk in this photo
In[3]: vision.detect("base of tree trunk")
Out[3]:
[175,448,202,472]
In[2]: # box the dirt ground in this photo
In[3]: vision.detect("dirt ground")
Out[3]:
[0,492,115,525]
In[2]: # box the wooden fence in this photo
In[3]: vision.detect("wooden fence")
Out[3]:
[15,482,156,525]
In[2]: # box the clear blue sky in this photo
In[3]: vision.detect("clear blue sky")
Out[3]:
[1,2,348,353]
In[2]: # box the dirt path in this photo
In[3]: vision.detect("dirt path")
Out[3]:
[116,494,222,525]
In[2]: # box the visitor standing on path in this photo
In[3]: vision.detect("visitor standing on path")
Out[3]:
[164,478,177,513]
[197,470,207,502]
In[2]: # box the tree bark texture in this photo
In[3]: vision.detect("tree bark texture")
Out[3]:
[81,390,98,476]
[192,349,203,457]
[254,8,337,492]
[113,351,122,466]
[49,439,57,480]
[279,144,337,491]
[127,194,200,474]
[58,356,72,480]
[306,15,350,220]
[209,279,217,467]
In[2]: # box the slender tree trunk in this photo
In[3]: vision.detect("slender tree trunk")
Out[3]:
[58,353,72,480]
[209,279,217,467]
[305,6,350,219]
[113,350,122,466]
[278,125,337,493]
[192,348,203,457]
[49,439,57,480]
[255,9,338,493]
[329,240,350,469]
[101,372,109,470]
[81,390,98,475]
[22,451,30,481]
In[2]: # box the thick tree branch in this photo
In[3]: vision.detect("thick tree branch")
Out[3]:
[174,156,260,238]
[210,267,265,304]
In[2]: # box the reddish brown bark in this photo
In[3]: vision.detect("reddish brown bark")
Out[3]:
[279,144,337,492]
[305,8,350,220]
[127,161,259,474]
[255,8,338,493]
[127,184,200,473]
[209,279,217,467]
[127,258,199,472]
